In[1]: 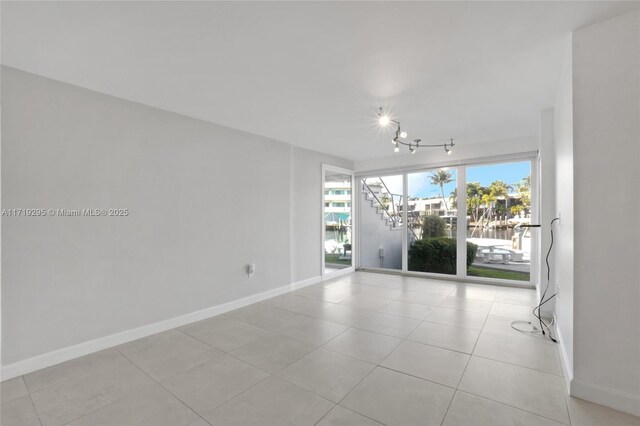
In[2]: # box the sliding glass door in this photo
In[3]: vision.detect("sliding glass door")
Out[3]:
[322,165,355,277]
[358,157,536,285]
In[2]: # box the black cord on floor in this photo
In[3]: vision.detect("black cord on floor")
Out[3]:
[535,217,560,342]
[511,217,559,343]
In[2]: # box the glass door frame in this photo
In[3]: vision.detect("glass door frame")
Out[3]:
[321,164,356,279]
[355,152,539,288]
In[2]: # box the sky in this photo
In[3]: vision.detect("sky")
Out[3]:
[366,161,530,199]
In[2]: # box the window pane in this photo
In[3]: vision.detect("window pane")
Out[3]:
[407,169,457,275]
[465,161,532,282]
[360,175,403,270]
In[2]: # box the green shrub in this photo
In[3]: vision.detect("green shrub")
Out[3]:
[421,215,446,238]
[408,238,479,275]
[467,242,478,267]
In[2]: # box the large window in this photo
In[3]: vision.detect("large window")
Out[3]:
[358,157,536,285]
[407,169,457,275]
[465,161,532,282]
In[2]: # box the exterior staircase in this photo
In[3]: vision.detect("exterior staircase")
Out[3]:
[361,180,403,231]
[361,178,420,241]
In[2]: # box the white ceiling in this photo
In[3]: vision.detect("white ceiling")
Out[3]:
[2,1,637,161]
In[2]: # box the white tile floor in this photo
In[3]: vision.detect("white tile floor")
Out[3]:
[2,272,639,426]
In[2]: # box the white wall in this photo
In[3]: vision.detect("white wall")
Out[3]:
[1,67,351,374]
[538,108,556,317]
[553,38,575,383]
[571,10,640,415]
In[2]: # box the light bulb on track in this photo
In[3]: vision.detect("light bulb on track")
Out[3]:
[376,108,455,156]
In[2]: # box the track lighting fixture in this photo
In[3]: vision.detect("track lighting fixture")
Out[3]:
[377,108,455,155]
[445,138,455,155]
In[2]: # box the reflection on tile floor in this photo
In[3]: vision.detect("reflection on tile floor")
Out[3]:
[2,272,639,425]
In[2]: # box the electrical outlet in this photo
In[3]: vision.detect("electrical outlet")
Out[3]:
[247,263,256,277]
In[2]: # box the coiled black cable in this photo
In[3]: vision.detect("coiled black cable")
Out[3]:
[534,217,560,342]
[511,217,559,343]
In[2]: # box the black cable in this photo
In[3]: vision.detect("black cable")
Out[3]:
[533,217,560,343]
[511,294,557,338]
[539,293,556,306]
[510,218,560,342]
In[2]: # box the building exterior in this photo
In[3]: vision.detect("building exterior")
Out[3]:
[324,180,352,218]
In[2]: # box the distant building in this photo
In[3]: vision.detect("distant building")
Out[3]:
[408,197,455,217]
[324,180,351,223]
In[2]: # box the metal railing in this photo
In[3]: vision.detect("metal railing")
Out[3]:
[361,178,419,240]
[361,180,398,226]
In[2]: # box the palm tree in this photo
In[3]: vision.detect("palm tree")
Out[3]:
[466,182,484,223]
[489,180,512,218]
[481,192,497,223]
[429,169,453,214]
[449,188,457,210]
[515,176,531,215]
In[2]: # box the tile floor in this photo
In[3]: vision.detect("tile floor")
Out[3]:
[2,272,639,426]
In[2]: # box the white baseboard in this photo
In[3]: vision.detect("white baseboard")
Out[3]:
[571,379,640,417]
[322,267,355,280]
[553,316,573,394]
[1,275,322,381]
[552,317,640,417]
[290,275,323,290]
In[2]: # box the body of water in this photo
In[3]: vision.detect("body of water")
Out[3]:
[325,227,350,243]
[325,226,520,242]
[466,228,515,240]
[412,227,517,241]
